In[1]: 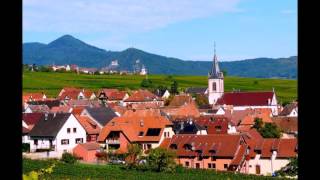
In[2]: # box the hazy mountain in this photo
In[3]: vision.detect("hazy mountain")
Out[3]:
[23,35,297,79]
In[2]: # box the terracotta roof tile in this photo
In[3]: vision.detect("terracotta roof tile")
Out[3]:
[75,115,101,135]
[162,103,200,119]
[168,95,193,107]
[272,117,298,133]
[50,106,72,113]
[194,116,229,134]
[163,134,243,157]
[124,90,162,102]
[108,91,127,101]
[72,107,85,115]
[77,142,100,150]
[98,109,172,142]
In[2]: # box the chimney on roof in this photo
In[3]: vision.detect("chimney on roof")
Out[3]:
[140,119,144,127]
[268,98,271,105]
[180,121,184,130]
[45,113,48,121]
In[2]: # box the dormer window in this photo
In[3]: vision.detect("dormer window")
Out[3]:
[169,144,177,150]
[215,126,222,132]
[138,131,144,136]
[183,144,192,151]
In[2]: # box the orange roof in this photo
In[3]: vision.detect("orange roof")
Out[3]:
[239,108,273,126]
[159,138,171,148]
[77,142,100,150]
[124,90,162,102]
[230,144,247,166]
[160,134,244,157]
[109,104,127,115]
[108,91,127,101]
[100,89,119,97]
[75,115,101,135]
[72,106,85,115]
[58,88,81,100]
[98,109,172,142]
[162,102,200,119]
[130,103,162,110]
[23,93,45,102]
[83,90,95,98]
[168,95,193,107]
[259,139,297,158]
[272,116,298,133]
[50,106,72,113]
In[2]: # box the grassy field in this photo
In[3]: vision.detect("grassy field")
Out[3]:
[23,71,297,103]
[23,158,289,180]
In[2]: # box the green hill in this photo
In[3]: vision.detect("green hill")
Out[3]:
[23,35,297,79]
[23,71,297,103]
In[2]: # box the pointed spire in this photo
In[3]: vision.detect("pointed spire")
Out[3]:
[209,41,222,79]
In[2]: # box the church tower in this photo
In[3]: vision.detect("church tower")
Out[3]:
[208,43,224,105]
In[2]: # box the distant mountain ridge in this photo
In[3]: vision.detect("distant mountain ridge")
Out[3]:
[23,35,297,79]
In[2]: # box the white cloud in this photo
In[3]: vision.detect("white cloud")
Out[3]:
[23,0,243,33]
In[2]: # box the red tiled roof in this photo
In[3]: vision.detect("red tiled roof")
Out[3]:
[162,103,200,119]
[168,95,193,107]
[71,107,85,115]
[23,93,46,102]
[124,90,162,102]
[161,134,243,157]
[100,89,119,97]
[239,108,273,126]
[230,144,247,165]
[194,116,229,134]
[77,142,100,151]
[216,92,275,106]
[58,88,81,100]
[50,106,72,113]
[23,113,43,125]
[108,91,127,101]
[272,117,298,133]
[98,109,172,142]
[75,115,101,135]
[257,138,297,158]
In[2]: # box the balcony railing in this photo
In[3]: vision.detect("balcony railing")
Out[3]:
[105,139,120,144]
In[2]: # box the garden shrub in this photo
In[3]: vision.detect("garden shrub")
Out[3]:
[22,143,30,152]
[61,152,77,164]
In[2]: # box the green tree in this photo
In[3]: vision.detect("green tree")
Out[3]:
[275,157,298,177]
[140,78,153,88]
[259,123,281,138]
[170,80,178,95]
[94,71,100,75]
[38,66,52,72]
[222,70,227,76]
[194,94,209,106]
[125,144,142,168]
[146,148,177,172]
[61,152,77,164]
[252,118,264,130]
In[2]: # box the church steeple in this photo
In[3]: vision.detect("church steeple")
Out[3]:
[209,42,223,79]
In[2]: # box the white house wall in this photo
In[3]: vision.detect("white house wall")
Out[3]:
[248,154,290,176]
[55,114,87,153]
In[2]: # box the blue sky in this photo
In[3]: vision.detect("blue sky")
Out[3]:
[23,0,297,61]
